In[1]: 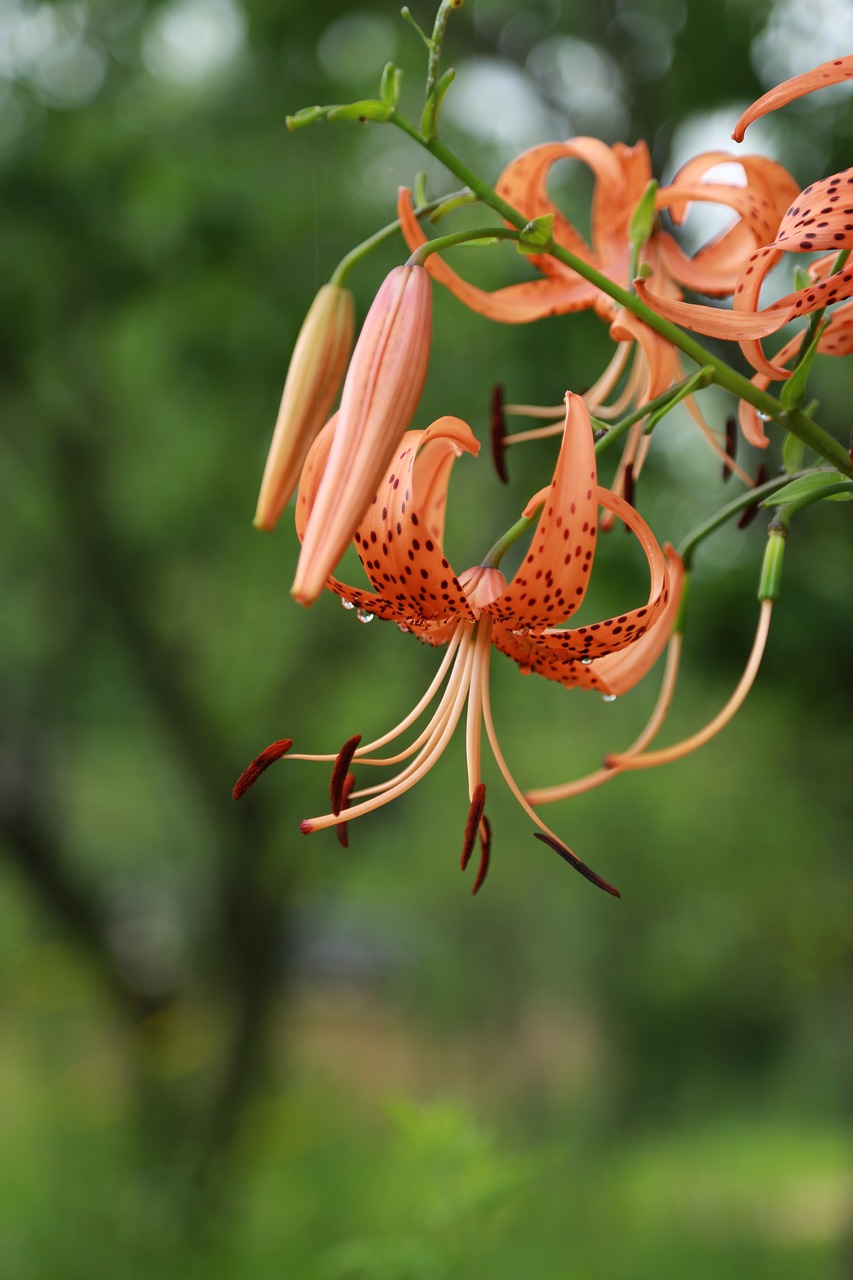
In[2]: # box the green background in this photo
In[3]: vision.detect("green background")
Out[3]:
[1,0,851,1275]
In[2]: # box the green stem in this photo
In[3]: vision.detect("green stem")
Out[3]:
[330,187,474,285]
[407,225,520,266]
[427,0,464,98]
[677,469,812,568]
[482,509,540,568]
[389,110,853,478]
[593,368,715,455]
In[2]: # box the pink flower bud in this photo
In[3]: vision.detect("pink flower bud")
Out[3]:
[253,283,355,531]
[291,263,432,606]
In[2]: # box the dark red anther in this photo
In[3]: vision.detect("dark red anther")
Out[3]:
[533,831,621,898]
[471,814,492,895]
[461,783,487,870]
[622,463,635,510]
[722,415,737,483]
[737,464,768,529]
[336,772,356,849]
[490,384,509,484]
[331,735,361,815]
[232,739,293,800]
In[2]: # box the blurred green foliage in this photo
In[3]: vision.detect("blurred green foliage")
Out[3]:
[1,0,851,1275]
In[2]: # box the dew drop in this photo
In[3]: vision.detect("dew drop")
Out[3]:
[580,657,593,666]
[357,609,375,624]
[341,598,355,611]
[397,622,410,633]
[756,411,771,421]
[601,693,617,703]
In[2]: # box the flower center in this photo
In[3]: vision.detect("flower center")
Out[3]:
[457,565,508,614]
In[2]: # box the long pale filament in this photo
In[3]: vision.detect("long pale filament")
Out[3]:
[526,633,683,805]
[607,601,772,772]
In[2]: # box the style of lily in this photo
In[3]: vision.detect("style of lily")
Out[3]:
[234,393,682,897]
[398,140,800,470]
[638,54,853,393]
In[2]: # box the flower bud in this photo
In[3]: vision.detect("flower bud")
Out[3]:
[291,263,432,606]
[253,283,355,531]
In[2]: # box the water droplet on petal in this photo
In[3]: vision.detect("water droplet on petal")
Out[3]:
[341,598,355,611]
[601,693,617,703]
[357,609,374,624]
[580,657,593,666]
[397,622,410,633]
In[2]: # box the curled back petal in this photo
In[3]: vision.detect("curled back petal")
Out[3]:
[772,168,853,254]
[350,417,478,626]
[590,546,684,696]
[485,393,598,630]
[634,273,799,380]
[732,55,853,142]
[397,187,599,323]
[491,488,672,686]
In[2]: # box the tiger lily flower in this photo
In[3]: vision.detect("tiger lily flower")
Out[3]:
[291,261,432,606]
[399,141,799,469]
[235,393,682,897]
[636,166,853,383]
[638,56,853,386]
[254,282,355,531]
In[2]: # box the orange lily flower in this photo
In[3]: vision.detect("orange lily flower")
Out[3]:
[292,262,432,606]
[236,394,682,896]
[638,56,853,387]
[399,142,798,468]
[637,166,853,383]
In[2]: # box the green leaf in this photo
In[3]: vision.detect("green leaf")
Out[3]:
[779,320,826,412]
[759,471,853,512]
[420,67,456,141]
[517,214,554,256]
[327,100,395,123]
[629,179,658,250]
[380,62,403,107]
[782,431,805,475]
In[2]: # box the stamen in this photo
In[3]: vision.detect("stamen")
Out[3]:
[478,633,620,899]
[331,735,361,814]
[302,632,478,833]
[582,340,632,416]
[526,633,683,805]
[336,772,356,848]
[738,464,768,528]
[623,462,635,509]
[471,816,491,895]
[461,782,486,870]
[533,832,621,898]
[232,739,293,799]
[607,600,773,771]
[722,415,737,483]
[490,383,509,483]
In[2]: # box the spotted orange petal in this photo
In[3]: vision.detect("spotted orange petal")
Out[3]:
[350,416,478,625]
[491,489,673,685]
[485,392,598,630]
[732,55,853,142]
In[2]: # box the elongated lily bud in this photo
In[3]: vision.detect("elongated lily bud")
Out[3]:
[254,283,355,531]
[291,263,432,606]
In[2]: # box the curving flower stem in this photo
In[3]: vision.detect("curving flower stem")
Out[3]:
[389,110,853,478]
[330,188,474,286]
[407,225,520,267]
